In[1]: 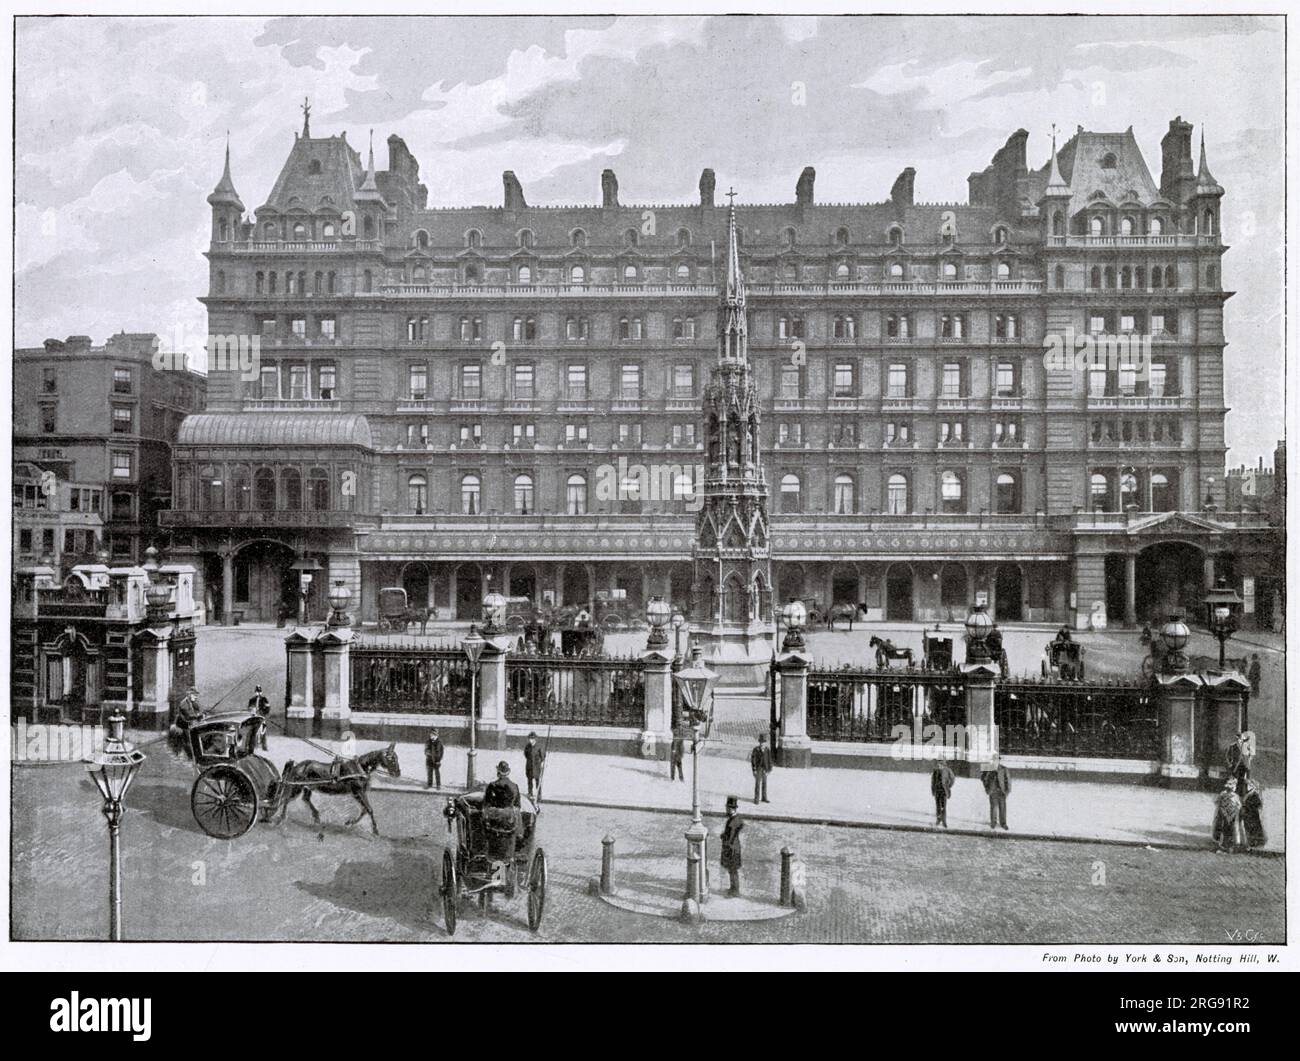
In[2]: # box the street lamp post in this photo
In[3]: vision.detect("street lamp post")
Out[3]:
[84,714,145,941]
[963,602,993,664]
[327,580,353,628]
[672,645,718,903]
[780,598,808,652]
[670,611,686,661]
[1159,614,1191,675]
[645,595,671,651]
[1204,576,1243,669]
[461,623,486,788]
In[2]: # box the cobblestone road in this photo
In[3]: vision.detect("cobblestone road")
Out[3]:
[12,749,1283,945]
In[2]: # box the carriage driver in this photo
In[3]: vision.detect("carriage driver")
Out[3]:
[483,761,524,840]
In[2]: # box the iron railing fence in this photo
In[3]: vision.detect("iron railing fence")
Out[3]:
[505,655,645,726]
[994,679,1160,760]
[806,667,967,743]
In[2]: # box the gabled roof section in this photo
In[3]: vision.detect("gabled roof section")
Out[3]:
[259,133,365,215]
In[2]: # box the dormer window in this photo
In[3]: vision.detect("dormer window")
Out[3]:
[308,160,322,175]
[415,230,429,250]
[888,262,904,279]
[677,228,691,247]
[518,229,534,248]
[1149,217,1164,236]
[1089,216,1104,237]
[835,227,850,246]
[676,263,692,281]
[466,229,482,249]
[888,226,903,247]
[517,264,532,285]
[624,228,638,247]
[571,229,587,248]
[1100,152,1118,169]
[293,222,307,239]
[1120,216,1135,236]
[783,227,797,247]
[322,221,336,239]
[993,226,1008,244]
[996,261,1011,280]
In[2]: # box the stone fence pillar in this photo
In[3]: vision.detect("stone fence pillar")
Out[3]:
[284,628,318,737]
[475,635,510,751]
[317,627,353,740]
[960,662,1000,776]
[776,651,811,768]
[134,627,173,723]
[640,649,674,759]
[1202,672,1250,786]
[1156,673,1203,788]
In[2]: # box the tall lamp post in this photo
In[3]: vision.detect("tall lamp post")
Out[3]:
[1204,576,1243,669]
[85,715,145,941]
[672,645,718,903]
[461,623,485,788]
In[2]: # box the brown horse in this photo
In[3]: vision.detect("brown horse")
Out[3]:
[272,743,401,836]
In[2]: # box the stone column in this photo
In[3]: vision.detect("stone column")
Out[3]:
[777,651,812,767]
[284,629,317,737]
[1204,673,1249,785]
[1124,553,1137,626]
[475,636,510,751]
[959,662,1000,777]
[135,629,172,721]
[221,545,235,625]
[1156,673,1203,787]
[1203,553,1216,594]
[317,628,353,740]
[640,649,674,759]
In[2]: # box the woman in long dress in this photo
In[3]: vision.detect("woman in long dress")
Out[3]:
[1240,779,1267,850]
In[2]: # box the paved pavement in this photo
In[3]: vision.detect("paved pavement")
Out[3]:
[11,749,1284,944]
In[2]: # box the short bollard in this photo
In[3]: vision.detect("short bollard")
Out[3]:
[600,835,617,896]
[685,850,701,903]
[779,846,794,907]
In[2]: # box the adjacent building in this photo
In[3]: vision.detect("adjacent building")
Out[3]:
[13,332,207,569]
[163,111,1275,630]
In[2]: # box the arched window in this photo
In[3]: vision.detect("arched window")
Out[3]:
[888,226,903,246]
[994,226,1008,244]
[940,470,964,513]
[218,220,229,241]
[1149,217,1164,236]
[314,270,324,293]
[940,564,968,607]
[833,474,855,515]
[835,262,850,280]
[887,473,909,514]
[286,272,297,295]
[677,228,691,247]
[281,468,302,510]
[253,468,276,511]
[255,271,264,294]
[308,468,329,511]
[308,160,322,175]
[783,227,797,247]
[411,265,427,284]
[676,263,691,281]
[1089,216,1104,237]
[199,466,223,510]
[518,229,534,248]
[1135,266,1146,289]
[1120,471,1138,509]
[176,465,193,510]
[996,261,1011,280]
[513,474,534,515]
[1202,209,1215,235]
[570,264,585,284]
[1100,152,1117,169]
[571,229,586,248]
[624,228,638,247]
[408,474,427,514]
[327,271,336,293]
[1052,212,1064,236]
[1165,265,1176,289]
[415,231,429,250]
[942,261,958,280]
[779,473,801,513]
[293,221,307,239]
[1104,266,1116,289]
[467,229,482,248]
[1120,216,1135,236]
[836,227,850,245]
[623,264,638,281]
[1152,267,1163,289]
[889,262,904,279]
[322,221,335,239]
[1121,266,1132,289]
[995,473,1019,514]
[268,272,278,295]
[1090,472,1111,511]
[566,474,587,515]
[460,474,480,515]
[363,269,372,293]
[363,215,375,239]
[1150,472,1173,512]
[464,265,480,284]
[231,466,250,510]
[517,264,532,284]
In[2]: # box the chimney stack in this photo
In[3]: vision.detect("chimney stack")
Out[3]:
[503,171,527,211]
[699,168,716,208]
[796,166,816,206]
[601,169,619,207]
[1160,116,1195,203]
[891,167,916,208]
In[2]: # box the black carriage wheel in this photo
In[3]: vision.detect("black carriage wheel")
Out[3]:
[192,767,258,839]
[527,848,547,932]
[441,848,458,936]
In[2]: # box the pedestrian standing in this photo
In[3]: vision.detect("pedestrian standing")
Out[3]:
[1240,778,1267,850]
[1247,653,1262,697]
[524,731,545,800]
[930,758,955,827]
[1213,779,1243,853]
[424,728,443,789]
[720,796,744,897]
[670,730,685,781]
[981,753,1011,831]
[247,684,271,750]
[750,732,772,804]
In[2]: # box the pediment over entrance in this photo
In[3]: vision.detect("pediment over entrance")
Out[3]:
[1123,511,1234,537]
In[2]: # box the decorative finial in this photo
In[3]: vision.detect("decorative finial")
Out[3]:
[725,187,737,207]
[302,96,311,137]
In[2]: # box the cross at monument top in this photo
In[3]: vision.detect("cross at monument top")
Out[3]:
[725,187,737,206]
[301,97,311,137]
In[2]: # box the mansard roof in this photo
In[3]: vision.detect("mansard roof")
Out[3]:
[177,412,373,450]
[259,133,366,215]
[1028,127,1159,215]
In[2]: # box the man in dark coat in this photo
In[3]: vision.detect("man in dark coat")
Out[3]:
[1247,654,1262,697]
[248,684,271,750]
[720,796,743,897]
[484,760,521,808]
[670,731,685,781]
[980,754,1011,831]
[1240,779,1266,849]
[424,729,444,789]
[930,758,955,827]
[750,733,773,804]
[523,732,545,799]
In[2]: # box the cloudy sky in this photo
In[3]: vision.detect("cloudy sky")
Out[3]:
[14,14,1285,464]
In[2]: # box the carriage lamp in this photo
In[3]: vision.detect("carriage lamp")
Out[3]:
[85,714,146,941]
[461,624,486,788]
[481,591,508,636]
[1159,614,1191,674]
[672,645,719,903]
[327,580,353,628]
[780,598,808,652]
[1203,577,1243,669]
[645,595,672,650]
[963,603,993,663]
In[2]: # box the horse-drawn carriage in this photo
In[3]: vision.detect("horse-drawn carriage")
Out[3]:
[439,791,547,935]
[922,632,954,671]
[869,635,915,669]
[1042,638,1085,680]
[378,586,430,634]
[185,713,282,839]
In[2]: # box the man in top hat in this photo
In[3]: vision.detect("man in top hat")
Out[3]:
[524,731,546,799]
[484,760,521,809]
[980,753,1011,831]
[720,796,744,897]
[248,684,271,750]
[670,729,685,781]
[424,728,444,789]
[930,756,955,828]
[750,732,773,804]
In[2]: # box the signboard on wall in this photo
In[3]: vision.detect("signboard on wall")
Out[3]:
[1242,577,1256,615]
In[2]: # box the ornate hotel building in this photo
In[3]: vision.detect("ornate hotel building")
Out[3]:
[164,111,1274,629]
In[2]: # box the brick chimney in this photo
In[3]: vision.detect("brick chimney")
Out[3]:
[601,169,619,207]
[503,171,527,210]
[796,166,816,205]
[699,168,716,208]
[891,167,916,208]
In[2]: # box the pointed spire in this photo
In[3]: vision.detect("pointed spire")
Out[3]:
[723,189,745,307]
[355,128,385,204]
[302,97,312,138]
[719,190,747,361]
[207,132,244,210]
[1195,129,1223,196]
[1042,123,1070,200]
